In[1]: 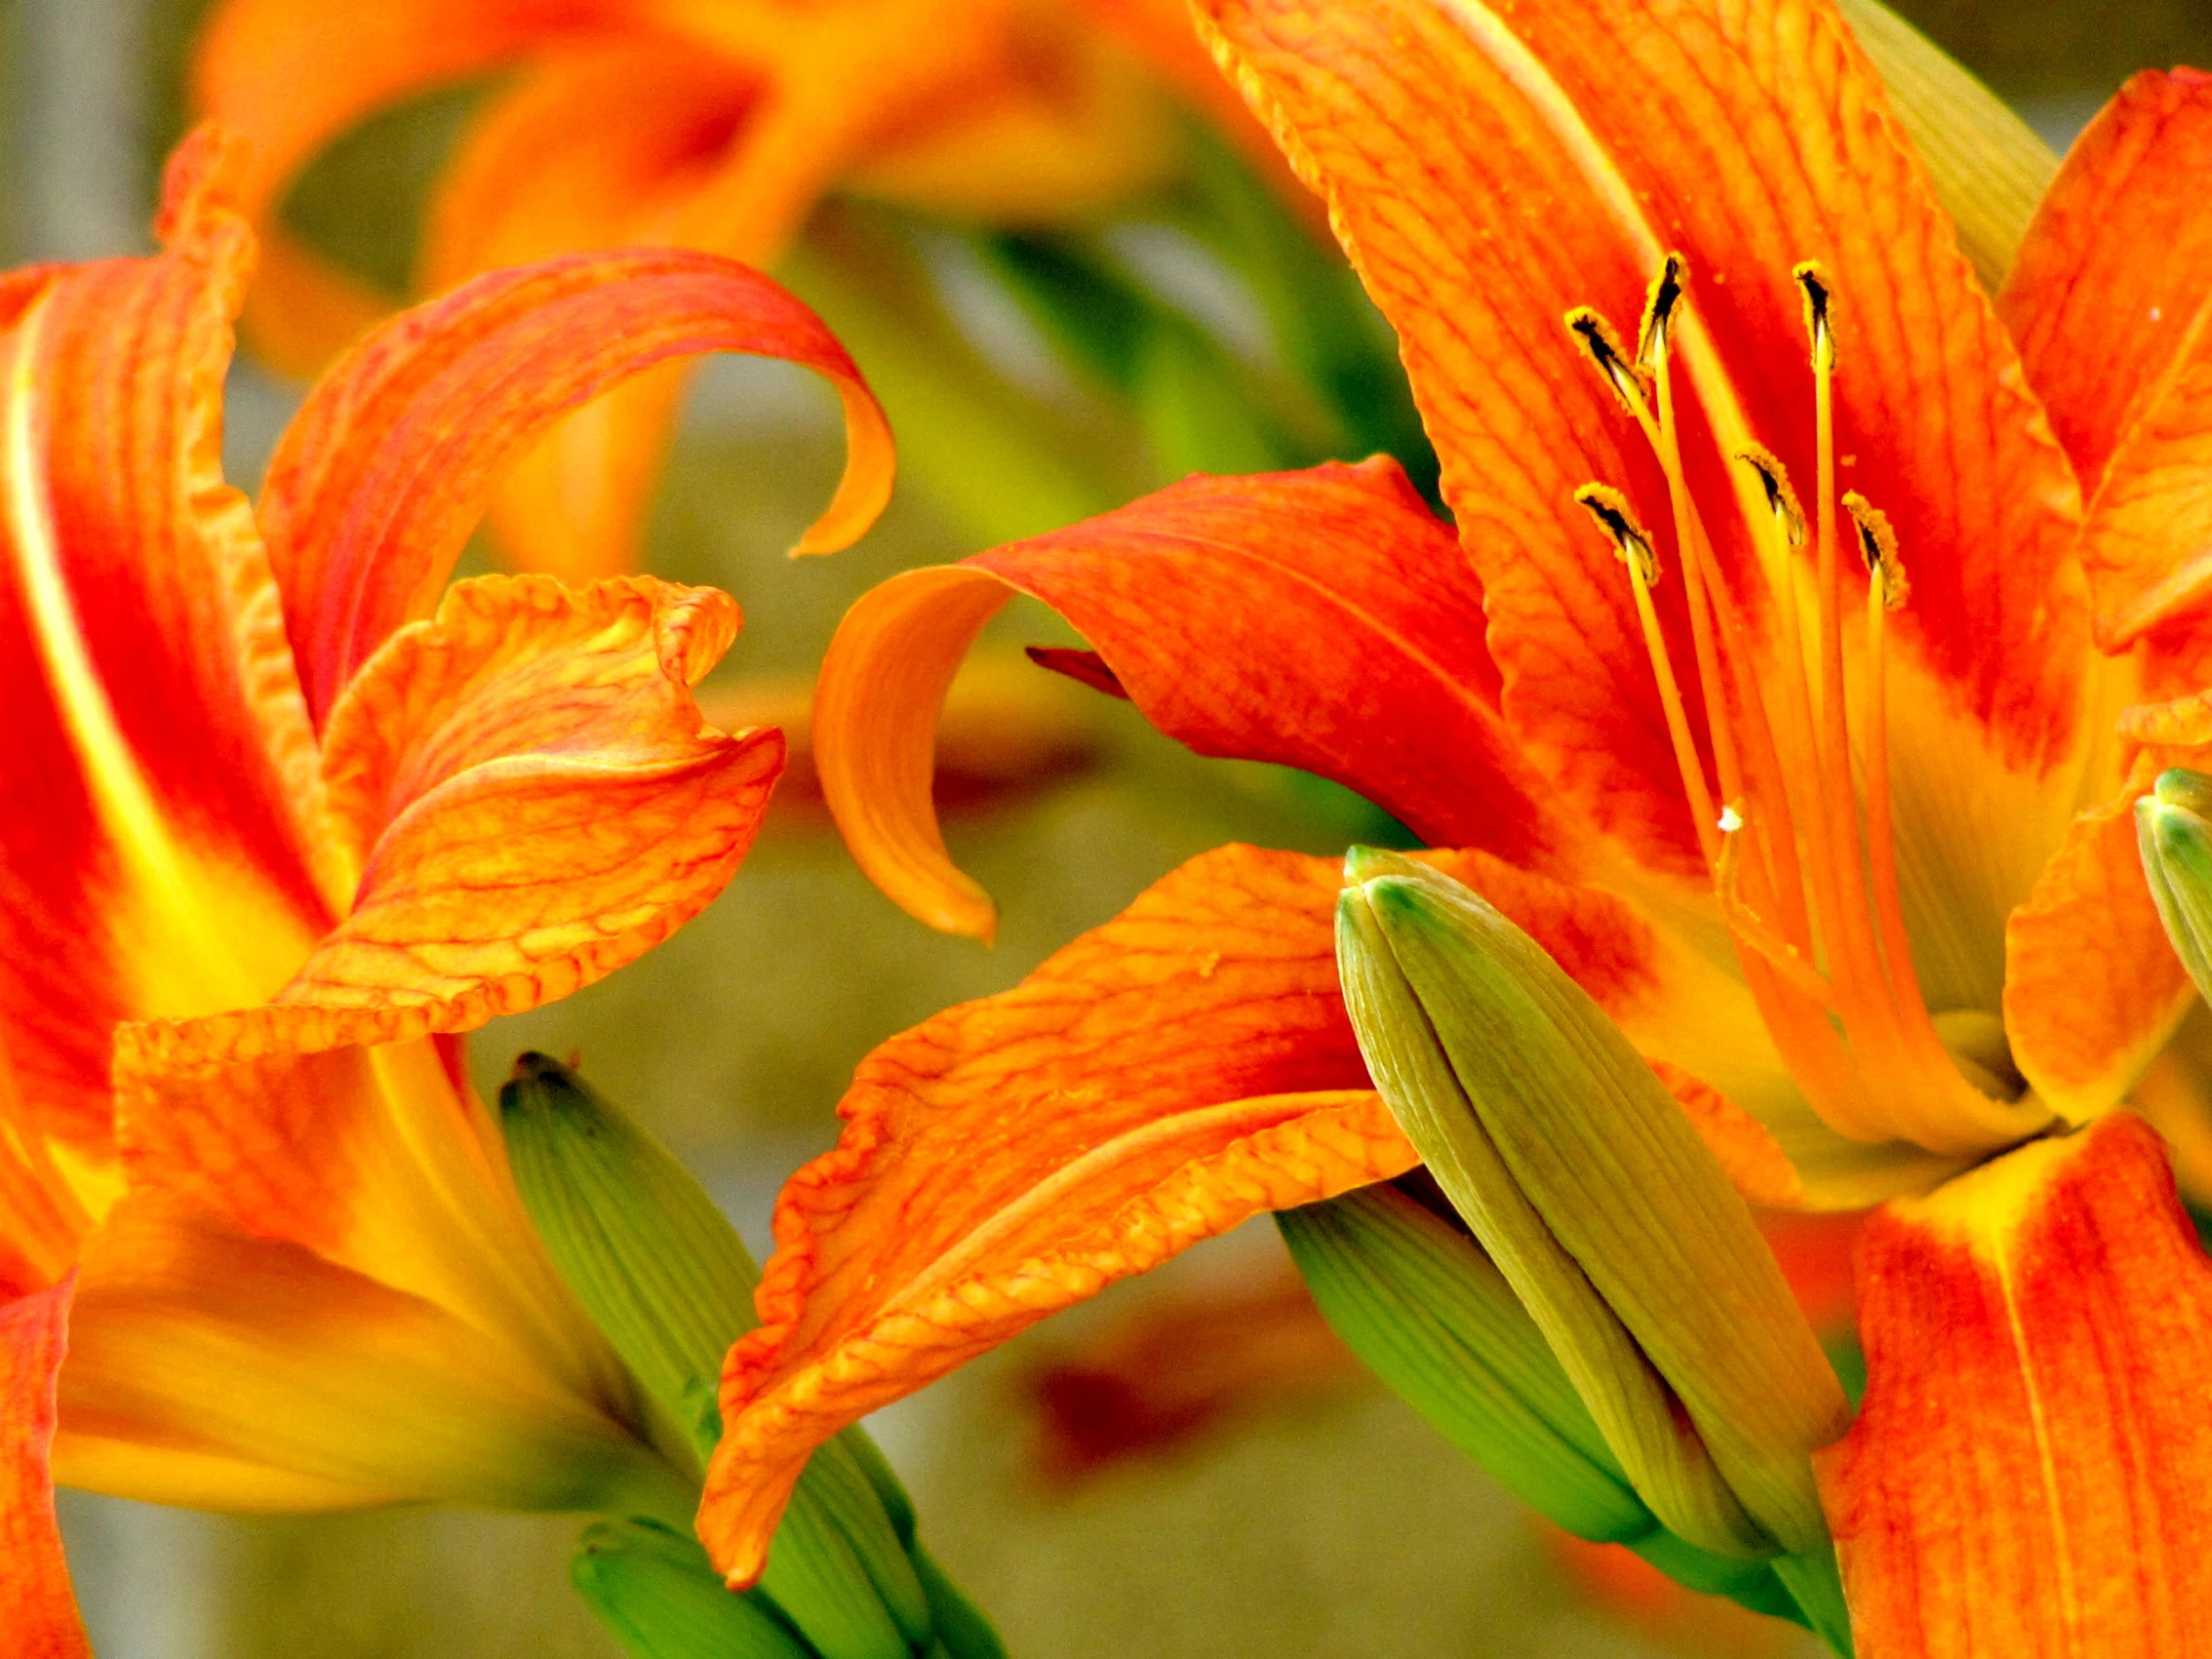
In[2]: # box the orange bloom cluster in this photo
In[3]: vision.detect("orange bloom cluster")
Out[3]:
[0,128,889,1635]
[700,2,2212,1649]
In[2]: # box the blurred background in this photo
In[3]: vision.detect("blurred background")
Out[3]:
[14,0,2212,1653]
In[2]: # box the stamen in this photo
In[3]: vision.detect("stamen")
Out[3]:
[1566,307,1647,413]
[1573,482,1719,863]
[1636,252,1687,368]
[1847,489,1926,1021]
[1735,446,1806,550]
[1844,491,1909,611]
[1573,482,1660,586]
[1793,263,1835,372]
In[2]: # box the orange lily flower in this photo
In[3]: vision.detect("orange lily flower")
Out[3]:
[0,124,888,1609]
[190,0,1279,582]
[698,0,2212,1640]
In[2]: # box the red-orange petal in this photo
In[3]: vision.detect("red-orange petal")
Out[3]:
[1,1278,90,1659]
[2004,753,2195,1121]
[0,130,333,1157]
[816,458,1574,938]
[2001,70,2212,647]
[1197,0,2088,843]
[1816,1113,2212,1654]
[257,249,893,727]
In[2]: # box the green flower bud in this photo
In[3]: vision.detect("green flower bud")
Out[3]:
[2137,768,2212,999]
[500,1055,935,1659]
[1281,1182,1849,1650]
[573,1519,812,1659]
[1334,851,1847,1560]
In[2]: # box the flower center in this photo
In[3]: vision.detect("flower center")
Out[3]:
[1567,259,2043,1156]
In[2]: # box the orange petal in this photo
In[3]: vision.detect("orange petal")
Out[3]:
[111,1022,635,1429]
[2004,753,2195,1121]
[0,131,334,1158]
[57,1191,682,1518]
[1,1278,90,1659]
[417,40,769,583]
[148,576,783,1057]
[2000,70,2212,647]
[697,843,1413,1583]
[816,458,1574,938]
[697,838,1733,1583]
[189,0,627,370]
[258,249,892,727]
[1197,0,2088,835]
[1816,1113,2212,1654]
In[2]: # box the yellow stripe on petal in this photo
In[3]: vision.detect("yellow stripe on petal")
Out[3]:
[57,1192,690,1521]
[1817,1114,2212,1654]
[2,297,318,1023]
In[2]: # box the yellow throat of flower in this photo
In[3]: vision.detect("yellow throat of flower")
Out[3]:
[1566,257,2048,1158]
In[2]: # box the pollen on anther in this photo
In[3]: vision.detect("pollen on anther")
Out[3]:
[1637,253,1687,367]
[1572,482,1659,585]
[1793,262,1835,368]
[1843,491,1908,609]
[1735,445,1807,548]
[1565,307,1644,411]
[1718,804,1745,833]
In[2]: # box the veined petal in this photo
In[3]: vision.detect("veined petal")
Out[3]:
[57,1191,687,1520]
[1197,0,2087,846]
[816,459,1574,939]
[420,40,768,583]
[697,840,1840,1582]
[1,1278,90,1659]
[2005,754,2197,1121]
[1816,1114,2212,1654]
[257,250,892,727]
[0,131,333,1158]
[273,574,780,1033]
[2000,70,2212,647]
[697,844,1405,1583]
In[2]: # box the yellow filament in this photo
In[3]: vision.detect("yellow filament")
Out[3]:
[1862,575,1924,1012]
[1716,829,1833,1006]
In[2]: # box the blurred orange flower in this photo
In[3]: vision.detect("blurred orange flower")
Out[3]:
[700,3,2212,1644]
[0,126,887,1613]
[191,0,1274,580]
